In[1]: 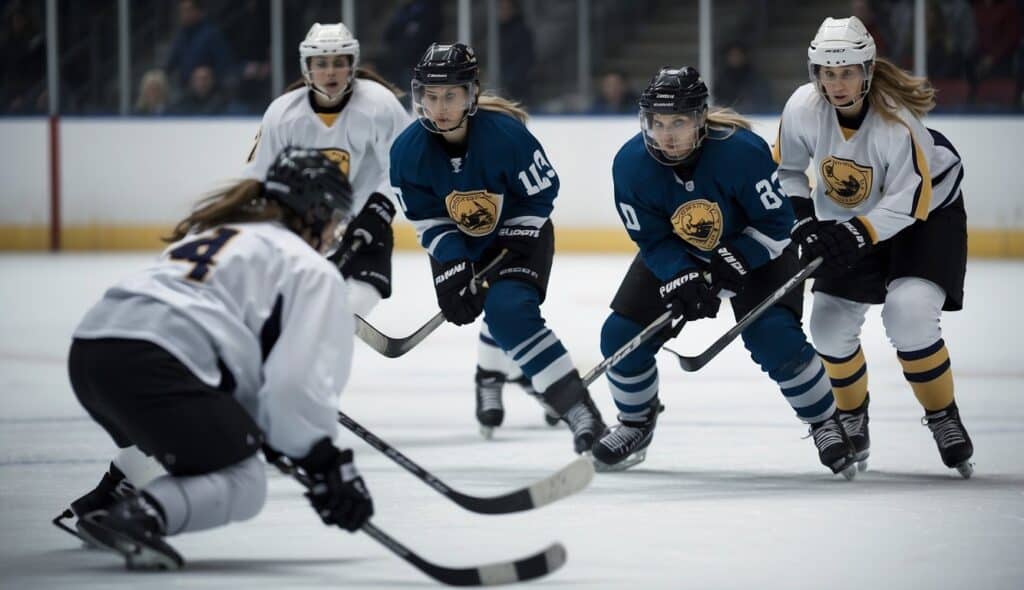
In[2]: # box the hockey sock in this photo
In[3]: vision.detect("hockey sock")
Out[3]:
[821,346,869,411]
[772,349,836,424]
[897,339,955,412]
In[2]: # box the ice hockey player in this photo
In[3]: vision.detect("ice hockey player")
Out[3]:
[389,42,606,450]
[592,66,857,478]
[776,16,973,477]
[244,22,411,317]
[63,147,373,569]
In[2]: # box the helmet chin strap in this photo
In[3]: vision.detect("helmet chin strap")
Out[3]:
[307,76,352,105]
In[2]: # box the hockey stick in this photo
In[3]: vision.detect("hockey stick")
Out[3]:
[338,411,594,514]
[661,256,822,372]
[354,251,508,358]
[273,458,567,586]
[580,309,676,387]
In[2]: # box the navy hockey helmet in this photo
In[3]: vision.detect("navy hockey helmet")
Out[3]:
[264,147,354,251]
[411,43,480,133]
[638,66,710,166]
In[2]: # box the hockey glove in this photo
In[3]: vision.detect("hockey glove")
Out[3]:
[659,269,721,322]
[433,258,486,326]
[708,243,750,295]
[296,438,373,532]
[339,192,396,253]
[496,223,543,262]
[810,218,873,269]
[789,197,820,260]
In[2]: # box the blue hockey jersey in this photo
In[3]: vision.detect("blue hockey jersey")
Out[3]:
[390,109,559,263]
[612,126,793,282]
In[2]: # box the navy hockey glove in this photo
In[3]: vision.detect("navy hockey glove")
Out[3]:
[496,223,542,261]
[340,192,396,253]
[433,258,486,326]
[660,269,720,321]
[811,218,873,269]
[708,243,750,295]
[296,438,373,532]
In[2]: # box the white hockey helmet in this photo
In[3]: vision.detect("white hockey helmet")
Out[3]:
[807,16,876,105]
[300,22,360,101]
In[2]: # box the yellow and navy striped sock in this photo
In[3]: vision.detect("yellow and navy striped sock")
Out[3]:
[821,346,869,411]
[897,339,955,412]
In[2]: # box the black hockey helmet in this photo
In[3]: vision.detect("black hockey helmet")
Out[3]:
[264,147,354,250]
[411,42,480,133]
[638,66,710,165]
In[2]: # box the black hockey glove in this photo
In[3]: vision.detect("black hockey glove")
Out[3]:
[496,223,542,262]
[659,269,721,322]
[789,197,821,262]
[340,192,396,253]
[708,243,750,295]
[810,218,873,269]
[433,258,486,326]
[296,438,373,532]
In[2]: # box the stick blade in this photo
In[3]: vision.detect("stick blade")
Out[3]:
[475,542,567,586]
[525,457,595,509]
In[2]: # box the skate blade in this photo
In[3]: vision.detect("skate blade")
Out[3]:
[479,425,495,440]
[857,459,869,472]
[855,450,870,472]
[593,449,647,473]
[954,460,974,479]
[839,463,857,481]
[79,516,183,570]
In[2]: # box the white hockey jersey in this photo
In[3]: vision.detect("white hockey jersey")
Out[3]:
[73,222,354,459]
[774,83,963,243]
[243,79,412,214]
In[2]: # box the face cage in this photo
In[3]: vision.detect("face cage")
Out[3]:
[302,53,358,103]
[640,107,708,166]
[411,80,478,134]
[808,61,873,108]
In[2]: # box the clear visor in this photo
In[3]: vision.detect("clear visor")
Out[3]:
[320,208,353,257]
[808,62,872,107]
[641,107,707,165]
[304,54,355,101]
[411,80,476,132]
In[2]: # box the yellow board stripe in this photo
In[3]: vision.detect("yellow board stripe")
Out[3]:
[2,225,1024,257]
[898,346,950,375]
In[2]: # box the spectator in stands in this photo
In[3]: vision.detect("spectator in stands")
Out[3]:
[0,0,45,113]
[228,0,271,114]
[714,41,771,113]
[171,65,228,115]
[927,0,976,78]
[165,0,234,91]
[973,0,1022,79]
[590,71,638,114]
[383,0,443,92]
[134,69,171,116]
[498,0,536,106]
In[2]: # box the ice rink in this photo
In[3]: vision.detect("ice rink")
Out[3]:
[1,251,1021,589]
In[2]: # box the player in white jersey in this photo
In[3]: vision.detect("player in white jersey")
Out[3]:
[244,22,413,317]
[775,16,974,477]
[59,148,374,569]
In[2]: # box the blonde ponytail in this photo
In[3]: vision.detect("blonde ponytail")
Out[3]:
[868,58,935,123]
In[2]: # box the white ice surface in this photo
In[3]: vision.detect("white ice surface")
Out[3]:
[1,252,1021,589]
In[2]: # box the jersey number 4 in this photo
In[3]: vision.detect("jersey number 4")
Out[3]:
[518,149,556,196]
[169,227,239,281]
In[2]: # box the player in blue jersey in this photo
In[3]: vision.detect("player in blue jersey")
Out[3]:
[390,43,606,453]
[591,66,857,477]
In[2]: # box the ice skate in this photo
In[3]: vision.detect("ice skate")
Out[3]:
[78,493,183,570]
[592,404,661,473]
[475,368,505,439]
[810,414,858,480]
[509,374,560,427]
[53,464,135,546]
[838,394,871,472]
[922,401,974,479]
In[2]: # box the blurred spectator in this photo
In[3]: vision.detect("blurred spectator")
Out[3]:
[134,69,170,116]
[714,42,771,113]
[498,0,536,106]
[170,65,228,115]
[590,71,638,114]
[973,0,1022,79]
[165,0,234,90]
[227,0,271,114]
[851,0,893,59]
[1,0,45,113]
[927,0,976,78]
[383,0,443,92]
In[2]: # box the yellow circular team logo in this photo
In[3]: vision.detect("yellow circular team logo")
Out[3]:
[671,199,723,251]
[820,156,873,208]
[446,190,503,237]
[320,148,351,176]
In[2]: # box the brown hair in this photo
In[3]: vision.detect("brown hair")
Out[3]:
[477,92,529,123]
[165,179,294,242]
[867,58,935,123]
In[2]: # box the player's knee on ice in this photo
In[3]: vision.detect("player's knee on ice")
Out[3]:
[881,277,944,351]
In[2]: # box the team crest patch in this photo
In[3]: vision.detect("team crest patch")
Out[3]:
[445,190,503,236]
[671,199,723,251]
[820,156,873,208]
[320,148,351,176]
